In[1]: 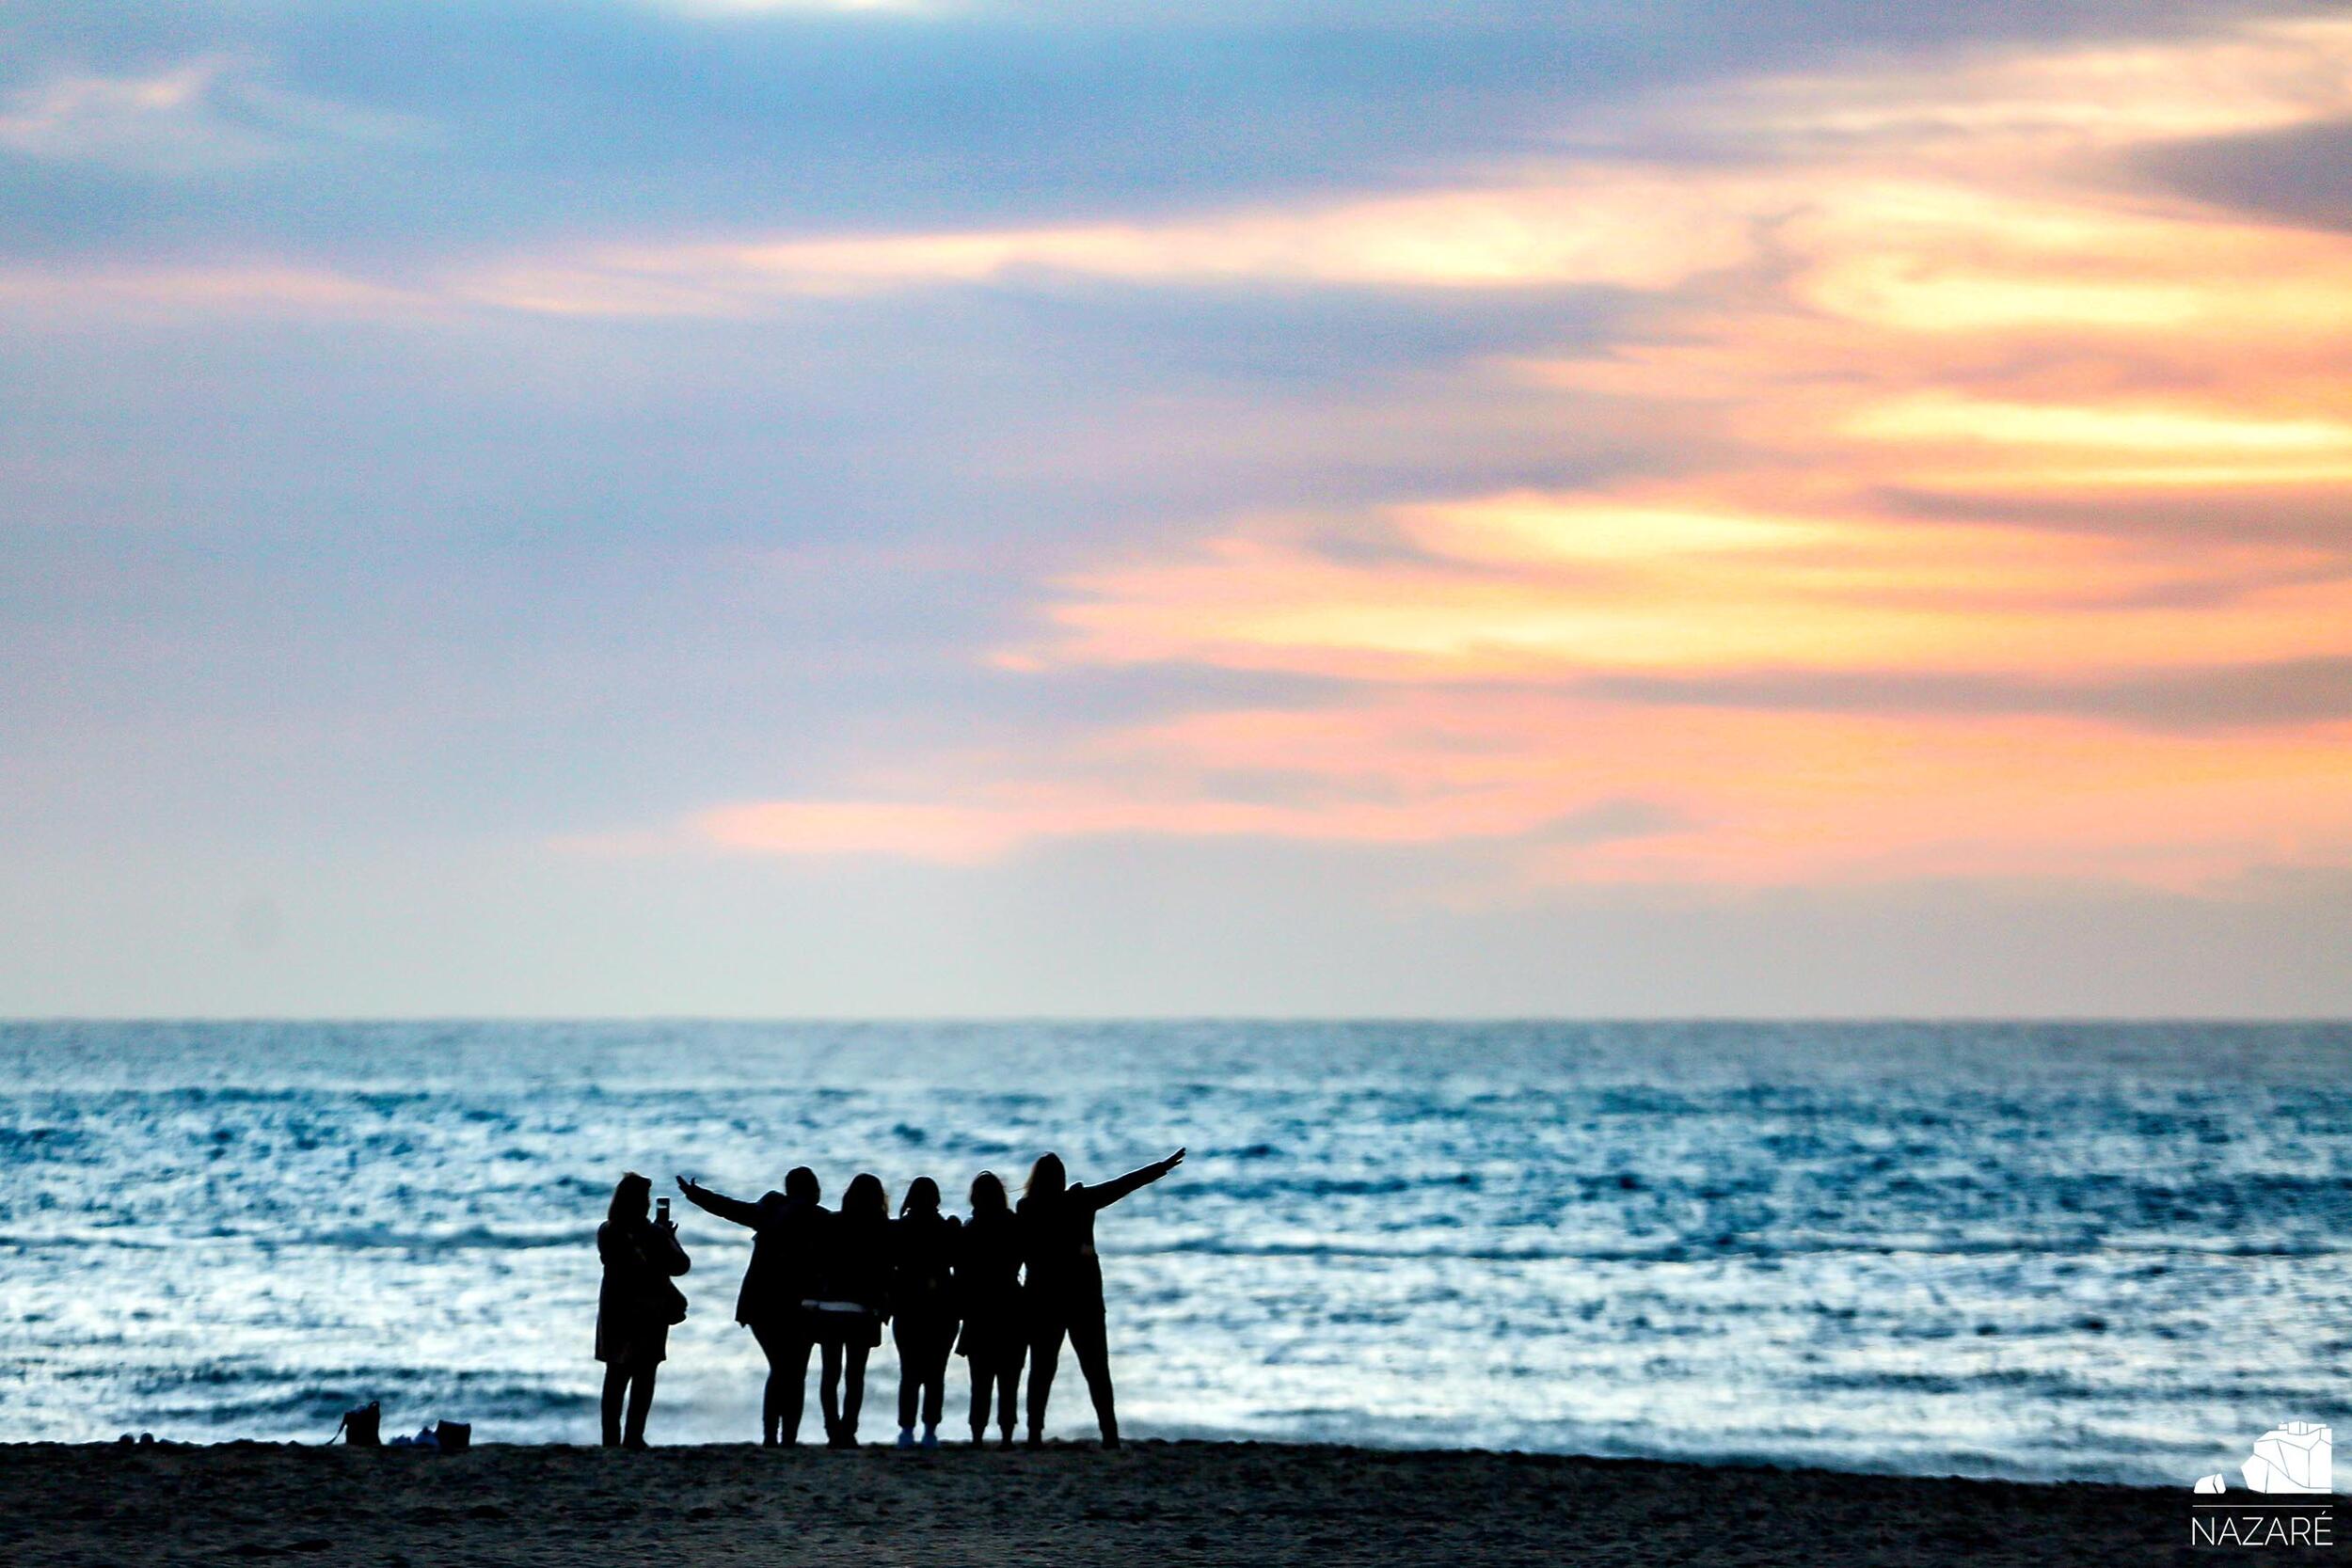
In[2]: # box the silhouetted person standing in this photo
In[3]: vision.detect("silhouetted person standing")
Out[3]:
[891,1175,961,1449]
[596,1171,690,1449]
[955,1169,1025,1446]
[1020,1147,1184,1449]
[676,1167,826,1444]
[813,1172,893,1448]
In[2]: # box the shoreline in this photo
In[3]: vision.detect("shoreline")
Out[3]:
[1,1438,2224,1566]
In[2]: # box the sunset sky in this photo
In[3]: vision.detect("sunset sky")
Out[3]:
[5,0,2348,1015]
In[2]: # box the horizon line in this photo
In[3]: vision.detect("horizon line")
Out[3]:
[5,1013,2349,1027]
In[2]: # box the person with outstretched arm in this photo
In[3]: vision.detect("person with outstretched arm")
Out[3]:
[675,1167,828,1444]
[1018,1147,1185,1449]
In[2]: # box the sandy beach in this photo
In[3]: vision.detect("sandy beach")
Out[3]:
[1,1440,2223,1567]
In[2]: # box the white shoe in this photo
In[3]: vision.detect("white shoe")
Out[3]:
[896,1428,915,1449]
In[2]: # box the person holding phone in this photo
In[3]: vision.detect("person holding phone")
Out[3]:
[1018,1147,1184,1449]
[596,1171,691,1449]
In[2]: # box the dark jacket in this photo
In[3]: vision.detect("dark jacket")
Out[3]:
[891,1209,962,1324]
[953,1208,1025,1360]
[680,1184,826,1328]
[595,1216,690,1364]
[822,1210,895,1318]
[1017,1164,1168,1305]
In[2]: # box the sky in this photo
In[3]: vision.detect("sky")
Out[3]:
[4,0,2349,1017]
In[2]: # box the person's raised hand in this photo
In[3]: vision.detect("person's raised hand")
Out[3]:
[675,1175,695,1195]
[1164,1148,1186,1173]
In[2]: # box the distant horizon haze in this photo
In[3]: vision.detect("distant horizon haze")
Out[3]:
[6,1011,2352,1024]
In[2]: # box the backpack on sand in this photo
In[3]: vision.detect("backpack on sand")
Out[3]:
[333,1402,381,1447]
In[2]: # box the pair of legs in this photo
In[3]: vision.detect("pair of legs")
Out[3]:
[1028,1301,1118,1448]
[894,1314,955,1439]
[968,1346,1025,1444]
[750,1321,813,1445]
[599,1357,659,1448]
[818,1336,870,1446]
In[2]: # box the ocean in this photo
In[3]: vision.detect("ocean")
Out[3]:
[1,1020,2344,1483]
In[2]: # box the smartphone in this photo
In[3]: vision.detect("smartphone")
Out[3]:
[656,1196,671,1226]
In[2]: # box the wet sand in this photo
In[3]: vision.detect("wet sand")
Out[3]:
[2,1440,2224,1566]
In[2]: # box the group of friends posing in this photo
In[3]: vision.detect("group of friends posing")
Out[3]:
[595,1148,1186,1450]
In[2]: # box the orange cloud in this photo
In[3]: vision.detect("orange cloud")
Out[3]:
[693,768,1657,865]
[643,15,2352,888]
[680,694,2352,889]
[1031,495,2349,680]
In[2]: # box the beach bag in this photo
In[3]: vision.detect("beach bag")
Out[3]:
[436,1420,471,1454]
[334,1402,381,1447]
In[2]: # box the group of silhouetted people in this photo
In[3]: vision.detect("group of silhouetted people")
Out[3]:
[594,1148,1185,1450]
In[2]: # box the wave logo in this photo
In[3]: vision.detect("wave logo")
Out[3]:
[2191,1424,2333,1549]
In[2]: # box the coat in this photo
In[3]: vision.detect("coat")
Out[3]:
[817,1210,895,1338]
[891,1209,962,1326]
[953,1208,1024,1361]
[595,1217,690,1366]
[679,1185,828,1329]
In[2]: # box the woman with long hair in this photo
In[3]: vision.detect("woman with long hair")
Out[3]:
[595,1171,690,1449]
[1019,1146,1184,1449]
[889,1175,961,1449]
[954,1169,1025,1446]
[675,1166,826,1444]
[812,1171,894,1448]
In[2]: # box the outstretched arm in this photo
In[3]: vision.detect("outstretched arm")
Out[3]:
[675,1175,764,1229]
[1086,1148,1185,1211]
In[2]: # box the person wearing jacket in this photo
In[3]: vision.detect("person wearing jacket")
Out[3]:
[954,1170,1025,1447]
[676,1166,826,1445]
[596,1171,690,1449]
[890,1176,962,1449]
[814,1172,894,1448]
[1019,1147,1184,1449]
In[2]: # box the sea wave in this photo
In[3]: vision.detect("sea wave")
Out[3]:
[0,1019,2344,1481]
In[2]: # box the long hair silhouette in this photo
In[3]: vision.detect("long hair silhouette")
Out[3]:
[1016,1147,1183,1449]
[1025,1152,1067,1200]
[817,1171,892,1446]
[843,1171,889,1222]
[971,1170,1009,1214]
[890,1171,959,1447]
[595,1170,688,1448]
[900,1175,942,1218]
[957,1168,1024,1445]
[608,1170,651,1225]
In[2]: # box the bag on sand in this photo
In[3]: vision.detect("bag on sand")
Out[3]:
[334,1402,381,1447]
[435,1420,471,1454]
